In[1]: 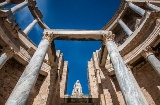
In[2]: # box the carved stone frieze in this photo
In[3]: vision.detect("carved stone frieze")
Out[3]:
[43,32,54,42]
[102,32,115,45]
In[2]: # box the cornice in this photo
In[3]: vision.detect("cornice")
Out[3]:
[123,18,160,63]
[102,0,126,30]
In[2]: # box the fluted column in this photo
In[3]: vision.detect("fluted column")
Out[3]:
[0,0,10,8]
[146,2,160,11]
[6,33,54,105]
[127,2,145,16]
[141,46,160,75]
[0,47,14,69]
[11,1,28,14]
[24,19,38,35]
[118,19,133,36]
[103,33,148,105]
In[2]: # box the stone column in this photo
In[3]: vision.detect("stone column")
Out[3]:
[118,19,133,36]
[146,2,160,12]
[11,1,28,14]
[0,47,14,69]
[24,19,38,35]
[103,33,148,105]
[0,0,10,8]
[127,65,148,104]
[5,33,54,105]
[127,2,145,16]
[141,46,160,75]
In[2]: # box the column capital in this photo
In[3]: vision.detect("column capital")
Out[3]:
[141,46,154,58]
[2,46,14,58]
[43,32,54,42]
[102,33,115,45]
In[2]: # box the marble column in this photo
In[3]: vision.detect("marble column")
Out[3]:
[0,0,10,8]
[5,33,54,105]
[127,2,145,16]
[24,19,38,35]
[146,2,160,11]
[118,19,133,36]
[0,47,14,69]
[103,33,148,105]
[127,65,148,104]
[11,1,28,14]
[141,46,160,76]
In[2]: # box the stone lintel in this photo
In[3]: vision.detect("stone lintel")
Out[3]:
[44,29,112,40]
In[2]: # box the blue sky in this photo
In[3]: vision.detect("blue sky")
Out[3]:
[14,0,120,94]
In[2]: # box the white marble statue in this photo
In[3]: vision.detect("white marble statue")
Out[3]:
[72,80,83,96]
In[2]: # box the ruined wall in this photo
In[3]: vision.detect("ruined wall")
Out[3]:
[89,51,125,105]
[0,58,24,105]
[132,61,160,105]
[0,58,45,105]
[60,61,69,100]
[31,51,67,105]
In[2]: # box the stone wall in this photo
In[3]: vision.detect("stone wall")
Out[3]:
[30,51,69,105]
[89,51,125,105]
[89,47,160,105]
[0,58,24,105]
[132,61,160,105]
[0,58,45,105]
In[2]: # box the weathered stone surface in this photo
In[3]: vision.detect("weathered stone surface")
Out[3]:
[0,0,160,105]
[106,40,148,105]
[132,61,160,105]
[6,38,50,105]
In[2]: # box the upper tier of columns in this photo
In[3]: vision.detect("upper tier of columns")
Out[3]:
[0,0,10,8]
[127,2,145,16]
[0,46,14,69]
[141,46,160,76]
[5,32,54,105]
[24,19,38,35]
[118,19,133,36]
[146,2,160,11]
[103,33,148,105]
[11,1,28,14]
